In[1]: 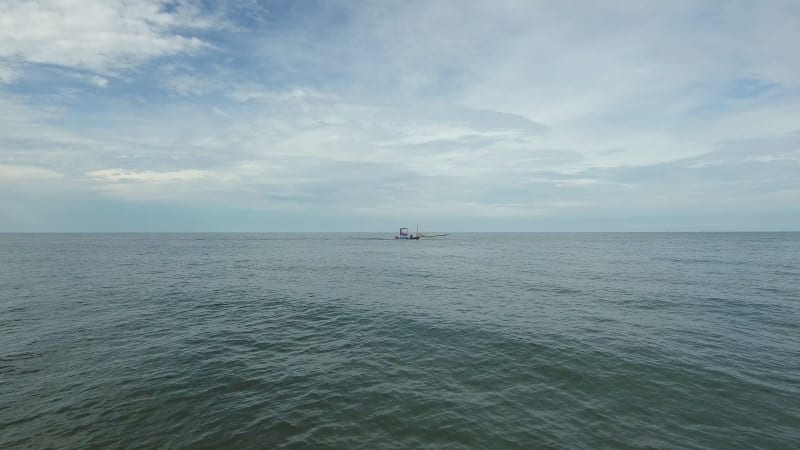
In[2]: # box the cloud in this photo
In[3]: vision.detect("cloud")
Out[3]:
[88,75,109,88]
[1,1,799,230]
[229,85,341,103]
[161,73,216,96]
[0,63,20,84]
[0,0,214,77]
[86,168,212,183]
[0,164,63,180]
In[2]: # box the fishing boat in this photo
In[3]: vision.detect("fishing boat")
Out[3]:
[395,226,420,240]
[394,225,450,239]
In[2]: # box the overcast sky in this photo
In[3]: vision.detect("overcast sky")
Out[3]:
[1,0,798,231]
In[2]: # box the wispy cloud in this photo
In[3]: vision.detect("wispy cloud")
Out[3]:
[86,168,212,183]
[0,0,215,79]
[0,163,63,180]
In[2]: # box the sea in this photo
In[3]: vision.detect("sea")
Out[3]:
[1,232,798,449]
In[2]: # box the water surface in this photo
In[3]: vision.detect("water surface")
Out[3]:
[1,233,798,449]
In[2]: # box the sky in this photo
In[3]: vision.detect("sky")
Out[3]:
[1,0,799,232]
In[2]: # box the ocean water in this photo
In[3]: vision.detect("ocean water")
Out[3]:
[1,232,798,449]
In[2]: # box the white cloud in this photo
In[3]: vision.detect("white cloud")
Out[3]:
[88,75,109,88]
[87,168,211,183]
[0,63,20,83]
[56,71,111,87]
[228,85,341,103]
[161,74,214,96]
[84,168,225,202]
[0,164,62,180]
[0,0,214,77]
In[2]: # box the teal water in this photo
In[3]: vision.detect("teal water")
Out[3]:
[1,233,799,449]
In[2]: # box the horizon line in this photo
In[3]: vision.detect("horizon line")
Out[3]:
[2,230,799,234]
